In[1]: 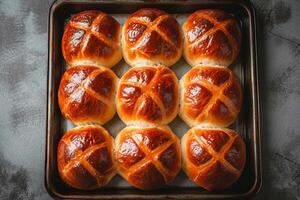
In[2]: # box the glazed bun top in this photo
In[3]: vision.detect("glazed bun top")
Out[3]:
[116,65,179,126]
[57,125,116,190]
[181,127,246,191]
[58,65,118,125]
[115,126,181,190]
[183,9,241,67]
[179,66,242,128]
[122,8,182,67]
[62,10,122,68]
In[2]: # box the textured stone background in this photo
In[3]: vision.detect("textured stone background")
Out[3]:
[0,0,299,199]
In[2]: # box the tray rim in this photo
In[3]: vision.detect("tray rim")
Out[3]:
[45,0,262,199]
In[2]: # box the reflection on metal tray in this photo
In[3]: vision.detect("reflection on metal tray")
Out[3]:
[46,0,261,199]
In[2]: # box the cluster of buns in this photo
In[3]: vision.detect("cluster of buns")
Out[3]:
[57,10,121,189]
[180,9,246,191]
[57,8,246,192]
[116,8,182,190]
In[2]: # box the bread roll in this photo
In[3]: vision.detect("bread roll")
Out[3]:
[183,9,241,67]
[181,127,246,191]
[115,126,181,190]
[62,10,122,68]
[179,66,242,127]
[57,125,116,190]
[58,65,118,125]
[122,8,182,67]
[116,65,179,126]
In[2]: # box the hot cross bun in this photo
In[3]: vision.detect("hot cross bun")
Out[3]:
[183,9,241,67]
[115,126,181,190]
[62,10,122,68]
[122,8,182,67]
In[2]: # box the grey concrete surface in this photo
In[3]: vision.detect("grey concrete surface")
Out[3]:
[0,0,299,199]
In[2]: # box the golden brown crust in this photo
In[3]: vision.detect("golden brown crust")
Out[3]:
[116,65,179,126]
[62,10,122,68]
[181,127,246,191]
[179,66,242,127]
[58,65,118,125]
[183,9,241,67]
[122,8,182,67]
[115,126,181,190]
[57,125,116,190]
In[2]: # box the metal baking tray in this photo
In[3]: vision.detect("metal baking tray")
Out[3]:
[45,0,262,199]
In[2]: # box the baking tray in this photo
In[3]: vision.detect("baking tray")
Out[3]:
[45,0,262,199]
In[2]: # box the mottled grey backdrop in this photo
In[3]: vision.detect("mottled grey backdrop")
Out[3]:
[0,0,299,199]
